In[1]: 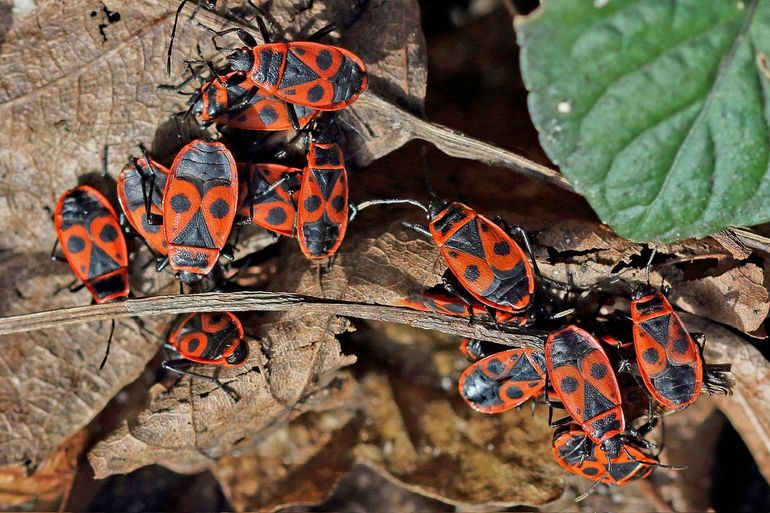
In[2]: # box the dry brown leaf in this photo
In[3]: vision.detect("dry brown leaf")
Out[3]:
[351,324,563,508]
[682,313,770,486]
[0,0,425,475]
[213,407,361,512]
[0,428,86,509]
[671,264,770,335]
[88,219,437,477]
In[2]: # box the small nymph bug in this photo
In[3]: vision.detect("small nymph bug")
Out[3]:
[630,285,732,410]
[458,347,546,414]
[54,185,129,304]
[157,139,238,282]
[117,156,169,256]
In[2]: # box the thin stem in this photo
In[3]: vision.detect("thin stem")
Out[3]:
[0,291,547,349]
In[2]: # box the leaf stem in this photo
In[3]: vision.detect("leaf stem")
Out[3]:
[0,291,546,349]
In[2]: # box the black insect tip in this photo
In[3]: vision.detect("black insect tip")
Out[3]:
[226,340,249,366]
[176,270,204,284]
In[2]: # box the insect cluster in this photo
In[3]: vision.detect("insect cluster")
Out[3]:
[48,0,735,503]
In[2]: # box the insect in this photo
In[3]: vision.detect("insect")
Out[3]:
[399,290,528,325]
[237,162,301,237]
[158,139,238,282]
[117,155,169,256]
[166,311,249,368]
[551,424,657,488]
[545,325,626,459]
[296,139,352,259]
[458,347,547,414]
[630,285,732,410]
[191,72,318,131]
[54,185,129,369]
[164,311,248,400]
[54,185,129,304]
[223,22,368,112]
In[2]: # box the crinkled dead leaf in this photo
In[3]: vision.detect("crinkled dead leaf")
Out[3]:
[88,219,436,476]
[672,264,770,335]
[351,324,563,508]
[0,0,425,476]
[212,406,361,512]
[0,429,86,510]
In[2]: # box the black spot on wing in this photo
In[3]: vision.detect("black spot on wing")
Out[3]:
[316,49,333,70]
[209,199,230,219]
[259,105,279,125]
[267,207,288,225]
[560,376,579,394]
[304,195,322,212]
[583,466,601,476]
[99,224,119,243]
[307,84,324,102]
[643,348,660,364]
[171,194,191,213]
[67,235,85,254]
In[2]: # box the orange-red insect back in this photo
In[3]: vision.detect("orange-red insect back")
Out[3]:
[296,140,349,259]
[229,41,368,111]
[54,185,129,303]
[427,202,535,314]
[163,139,238,282]
[545,325,625,459]
[168,312,248,367]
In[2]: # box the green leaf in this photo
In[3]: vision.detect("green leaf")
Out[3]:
[516,0,770,242]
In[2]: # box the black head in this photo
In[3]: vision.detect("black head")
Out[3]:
[226,339,249,366]
[227,48,254,73]
[631,283,657,301]
[176,270,204,284]
[310,118,341,145]
[601,435,623,460]
[427,199,450,220]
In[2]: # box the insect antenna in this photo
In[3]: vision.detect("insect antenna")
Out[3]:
[575,465,608,502]
[167,0,191,75]
[356,198,429,214]
[99,319,116,370]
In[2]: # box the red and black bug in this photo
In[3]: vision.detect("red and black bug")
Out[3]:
[159,139,238,282]
[167,311,248,367]
[630,285,732,410]
[54,185,129,304]
[296,139,351,259]
[458,347,547,414]
[164,311,248,399]
[237,162,301,237]
[551,424,657,487]
[545,325,626,459]
[117,156,169,256]
[191,72,318,131]
[223,24,368,112]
